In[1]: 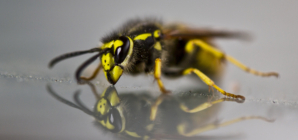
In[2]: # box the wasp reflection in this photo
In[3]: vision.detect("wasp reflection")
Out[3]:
[47,83,271,140]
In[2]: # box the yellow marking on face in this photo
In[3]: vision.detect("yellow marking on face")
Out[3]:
[104,65,123,84]
[112,66,123,81]
[106,90,120,107]
[153,30,161,38]
[101,53,114,71]
[98,107,125,132]
[97,98,110,115]
[102,41,114,49]
[99,118,115,130]
[101,40,116,71]
[106,117,115,130]
[154,42,162,51]
[100,86,120,107]
[134,33,152,40]
[125,130,141,138]
[114,39,124,53]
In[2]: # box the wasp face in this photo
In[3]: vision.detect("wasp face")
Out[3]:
[94,86,125,133]
[101,36,134,84]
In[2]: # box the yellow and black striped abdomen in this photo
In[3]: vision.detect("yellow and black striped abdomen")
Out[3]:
[162,38,225,79]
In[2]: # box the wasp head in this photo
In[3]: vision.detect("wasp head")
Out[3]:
[101,36,134,85]
[94,86,125,133]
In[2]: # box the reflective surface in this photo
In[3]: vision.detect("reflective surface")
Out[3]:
[47,83,273,140]
[1,1,298,140]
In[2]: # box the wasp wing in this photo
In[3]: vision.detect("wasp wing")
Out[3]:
[163,27,251,41]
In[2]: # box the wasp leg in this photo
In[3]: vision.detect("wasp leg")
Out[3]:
[225,55,279,77]
[149,94,234,121]
[76,53,101,84]
[180,97,243,113]
[183,68,245,100]
[80,63,102,81]
[150,94,165,121]
[187,39,278,77]
[154,58,170,94]
[177,116,274,137]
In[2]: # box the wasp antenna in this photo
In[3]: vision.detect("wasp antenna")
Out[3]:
[46,84,82,110]
[165,30,252,41]
[47,84,96,116]
[75,48,109,84]
[48,48,102,68]
[227,31,252,42]
[73,91,95,116]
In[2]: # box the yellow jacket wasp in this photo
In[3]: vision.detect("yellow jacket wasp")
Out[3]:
[47,83,273,139]
[49,18,278,100]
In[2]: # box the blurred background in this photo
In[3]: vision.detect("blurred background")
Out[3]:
[0,0,297,140]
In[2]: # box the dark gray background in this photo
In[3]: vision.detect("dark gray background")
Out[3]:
[0,1,297,140]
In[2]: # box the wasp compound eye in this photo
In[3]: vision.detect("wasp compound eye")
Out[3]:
[114,36,130,64]
[109,108,122,133]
